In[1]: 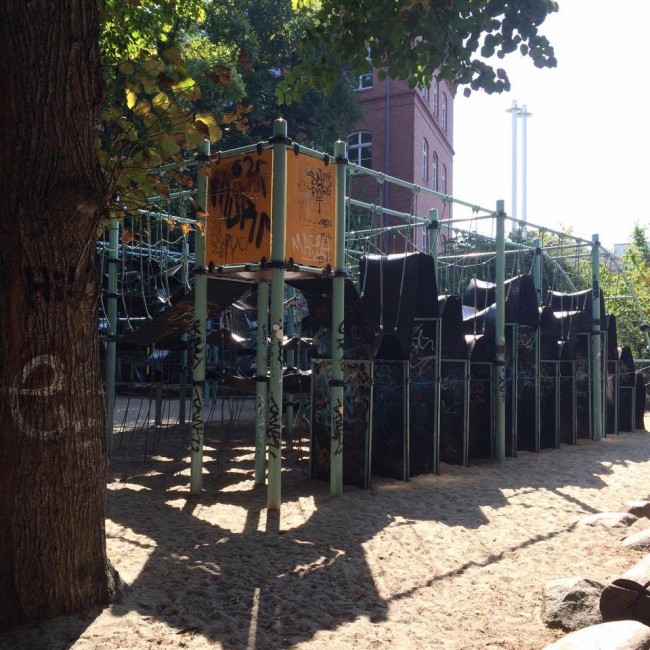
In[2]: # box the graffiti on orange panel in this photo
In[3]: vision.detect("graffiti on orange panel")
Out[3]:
[286,154,336,268]
[206,150,273,265]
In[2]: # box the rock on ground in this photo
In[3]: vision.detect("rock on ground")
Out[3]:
[623,501,650,519]
[578,512,638,529]
[543,620,650,649]
[541,577,604,632]
[623,528,650,551]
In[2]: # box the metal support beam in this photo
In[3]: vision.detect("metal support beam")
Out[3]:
[494,200,507,462]
[591,233,603,441]
[428,208,439,275]
[267,119,288,511]
[254,280,269,485]
[190,139,210,495]
[330,139,348,496]
[104,218,119,456]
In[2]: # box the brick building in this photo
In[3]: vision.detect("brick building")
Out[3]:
[347,70,454,253]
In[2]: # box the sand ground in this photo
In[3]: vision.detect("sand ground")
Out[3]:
[3,403,650,650]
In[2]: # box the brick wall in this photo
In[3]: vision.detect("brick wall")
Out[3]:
[349,73,455,253]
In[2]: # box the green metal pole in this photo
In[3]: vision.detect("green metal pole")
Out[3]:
[591,233,603,441]
[532,238,542,452]
[190,139,210,495]
[105,218,119,456]
[267,119,288,511]
[154,377,163,426]
[179,239,190,425]
[533,238,542,307]
[254,279,269,485]
[285,288,296,440]
[330,139,347,496]
[429,208,442,475]
[428,208,439,274]
[494,200,506,463]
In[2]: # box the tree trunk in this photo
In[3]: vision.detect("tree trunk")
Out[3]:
[0,1,119,628]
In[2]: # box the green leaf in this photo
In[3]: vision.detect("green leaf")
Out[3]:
[172,77,200,101]
[195,111,222,143]
[163,46,184,67]
[133,98,151,117]
[122,187,149,213]
[118,61,135,75]
[141,55,165,77]
[102,105,123,123]
[151,91,172,113]
[153,132,182,160]
[141,78,160,94]
[126,88,137,109]
[185,124,204,149]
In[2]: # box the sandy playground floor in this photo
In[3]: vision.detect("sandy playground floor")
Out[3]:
[3,407,650,650]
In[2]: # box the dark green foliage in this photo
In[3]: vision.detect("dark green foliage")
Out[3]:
[279,0,558,103]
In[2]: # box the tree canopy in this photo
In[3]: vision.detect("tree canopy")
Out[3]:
[278,0,558,102]
[96,0,365,224]
[600,225,650,358]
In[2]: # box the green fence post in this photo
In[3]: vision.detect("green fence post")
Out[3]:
[179,240,190,425]
[330,139,348,496]
[285,287,296,441]
[105,218,119,456]
[254,279,269,485]
[591,233,603,441]
[428,208,439,274]
[267,119,288,511]
[190,139,210,495]
[494,200,506,462]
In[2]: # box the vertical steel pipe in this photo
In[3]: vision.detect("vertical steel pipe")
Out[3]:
[267,119,288,511]
[190,139,210,495]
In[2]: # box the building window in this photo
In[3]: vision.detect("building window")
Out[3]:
[441,94,448,132]
[422,139,429,182]
[441,164,447,194]
[422,85,429,102]
[432,152,438,192]
[356,72,373,90]
[432,80,439,117]
[347,132,372,168]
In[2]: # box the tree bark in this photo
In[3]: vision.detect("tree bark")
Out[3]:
[0,0,119,628]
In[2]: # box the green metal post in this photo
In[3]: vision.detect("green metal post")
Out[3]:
[254,279,269,485]
[591,233,603,441]
[494,200,506,463]
[154,376,163,426]
[428,208,439,275]
[105,218,119,456]
[267,119,288,511]
[179,239,190,424]
[285,287,296,440]
[330,139,348,496]
[532,238,542,451]
[190,139,210,495]
[533,238,542,307]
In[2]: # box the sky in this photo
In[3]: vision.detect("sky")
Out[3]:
[452,0,650,251]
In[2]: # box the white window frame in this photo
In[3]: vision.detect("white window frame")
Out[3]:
[422,139,429,182]
[356,72,373,90]
[347,131,372,168]
[432,152,438,192]
[432,80,439,117]
[441,164,447,194]
[441,94,448,132]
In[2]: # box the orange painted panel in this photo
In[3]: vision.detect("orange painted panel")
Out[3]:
[285,153,336,268]
[205,149,273,266]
